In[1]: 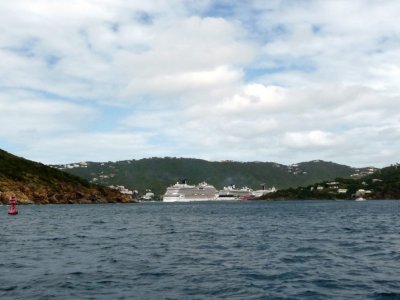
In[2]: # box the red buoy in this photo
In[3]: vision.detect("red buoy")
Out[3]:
[8,195,18,215]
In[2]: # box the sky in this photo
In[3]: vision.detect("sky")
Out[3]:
[1,0,400,167]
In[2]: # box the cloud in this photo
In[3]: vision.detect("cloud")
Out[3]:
[0,2,255,104]
[124,65,243,100]
[23,132,164,164]
[0,0,400,167]
[0,90,97,139]
[283,130,337,149]
[117,82,400,166]
[252,0,400,91]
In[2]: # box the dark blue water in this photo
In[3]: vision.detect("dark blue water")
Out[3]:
[1,200,400,299]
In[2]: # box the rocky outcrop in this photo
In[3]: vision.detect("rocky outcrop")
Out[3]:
[0,149,136,205]
[0,178,134,205]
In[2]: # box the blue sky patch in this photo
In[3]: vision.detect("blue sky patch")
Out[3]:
[135,11,153,25]
[5,37,39,58]
[204,1,235,18]
[45,55,61,68]
[110,22,120,32]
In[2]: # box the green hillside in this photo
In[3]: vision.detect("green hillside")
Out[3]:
[52,157,369,197]
[260,164,400,200]
[0,149,133,204]
[364,164,400,199]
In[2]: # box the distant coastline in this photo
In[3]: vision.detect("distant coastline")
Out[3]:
[2,148,400,204]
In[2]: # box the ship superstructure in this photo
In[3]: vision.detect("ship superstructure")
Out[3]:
[163,180,218,202]
[217,185,254,200]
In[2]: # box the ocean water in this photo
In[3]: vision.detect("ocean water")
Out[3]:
[1,200,400,299]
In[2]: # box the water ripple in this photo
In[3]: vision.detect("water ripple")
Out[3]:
[1,201,400,299]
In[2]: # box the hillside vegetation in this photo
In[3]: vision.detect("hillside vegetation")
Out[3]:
[53,157,371,197]
[260,164,400,200]
[0,149,133,204]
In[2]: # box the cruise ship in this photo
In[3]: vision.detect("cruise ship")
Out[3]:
[163,180,218,202]
[217,185,254,200]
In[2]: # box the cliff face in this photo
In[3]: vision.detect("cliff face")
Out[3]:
[0,178,132,204]
[0,149,134,204]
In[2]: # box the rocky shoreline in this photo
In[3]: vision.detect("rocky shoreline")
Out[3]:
[0,149,137,205]
[0,179,135,205]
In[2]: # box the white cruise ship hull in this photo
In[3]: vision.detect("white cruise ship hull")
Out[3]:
[163,196,217,202]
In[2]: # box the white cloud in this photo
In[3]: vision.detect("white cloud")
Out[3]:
[23,132,166,164]
[125,65,243,100]
[0,2,255,104]
[0,90,97,139]
[253,0,400,93]
[117,82,400,166]
[0,0,400,167]
[283,130,337,149]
